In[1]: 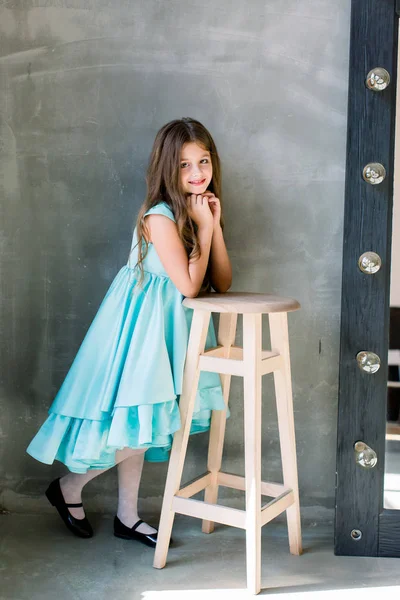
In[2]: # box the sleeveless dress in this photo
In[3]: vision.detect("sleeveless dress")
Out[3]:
[26,202,226,473]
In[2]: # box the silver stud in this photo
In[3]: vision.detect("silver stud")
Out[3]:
[363,163,386,185]
[366,67,390,91]
[354,441,378,469]
[356,351,381,373]
[351,529,363,541]
[358,252,382,274]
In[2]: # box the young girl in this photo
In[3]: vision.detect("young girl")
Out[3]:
[26,117,232,547]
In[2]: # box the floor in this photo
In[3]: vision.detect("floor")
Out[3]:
[1,513,400,600]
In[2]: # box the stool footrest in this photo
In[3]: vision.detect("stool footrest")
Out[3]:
[172,497,247,529]
[177,471,290,500]
[217,472,289,498]
[176,473,212,499]
[199,345,284,377]
[171,489,295,531]
[173,471,295,530]
[261,490,295,526]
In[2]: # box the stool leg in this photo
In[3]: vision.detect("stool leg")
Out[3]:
[269,312,302,556]
[153,309,211,569]
[243,313,262,595]
[202,312,238,534]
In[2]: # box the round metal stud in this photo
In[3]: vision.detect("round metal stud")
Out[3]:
[354,441,378,469]
[366,67,390,91]
[351,529,362,541]
[358,252,382,274]
[356,351,381,374]
[362,163,386,185]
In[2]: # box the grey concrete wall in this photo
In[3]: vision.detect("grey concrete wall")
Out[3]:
[0,1,350,517]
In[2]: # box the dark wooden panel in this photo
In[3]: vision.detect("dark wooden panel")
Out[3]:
[335,0,398,556]
[379,510,400,556]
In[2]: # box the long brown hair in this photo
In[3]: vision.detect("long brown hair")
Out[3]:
[131,118,224,293]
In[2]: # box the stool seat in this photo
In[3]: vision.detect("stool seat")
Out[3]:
[183,291,301,314]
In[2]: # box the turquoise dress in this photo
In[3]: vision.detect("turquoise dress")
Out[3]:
[27,202,226,473]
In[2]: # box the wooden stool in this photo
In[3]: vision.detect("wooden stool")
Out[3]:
[153,292,302,594]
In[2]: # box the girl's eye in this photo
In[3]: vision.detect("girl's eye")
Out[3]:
[180,159,209,168]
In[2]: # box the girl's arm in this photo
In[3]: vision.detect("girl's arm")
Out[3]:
[209,223,232,293]
[146,205,213,298]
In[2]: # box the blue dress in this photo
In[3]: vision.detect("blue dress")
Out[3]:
[27,202,226,473]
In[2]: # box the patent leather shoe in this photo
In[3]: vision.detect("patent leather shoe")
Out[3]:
[45,478,93,539]
[113,516,172,548]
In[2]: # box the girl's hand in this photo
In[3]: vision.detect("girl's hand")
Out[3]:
[202,191,221,230]
[187,194,214,229]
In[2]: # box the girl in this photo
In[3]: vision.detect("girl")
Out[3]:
[26,117,232,547]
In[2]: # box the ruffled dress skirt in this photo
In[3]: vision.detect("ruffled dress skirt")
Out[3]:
[26,265,226,472]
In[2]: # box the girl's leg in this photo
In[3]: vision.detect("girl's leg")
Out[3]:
[116,449,157,535]
[60,468,108,519]
[59,447,145,519]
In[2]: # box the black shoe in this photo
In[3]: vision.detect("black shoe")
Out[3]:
[45,478,93,539]
[113,516,172,548]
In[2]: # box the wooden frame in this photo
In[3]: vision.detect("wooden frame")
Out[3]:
[335,0,400,557]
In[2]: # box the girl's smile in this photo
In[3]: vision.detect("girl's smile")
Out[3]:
[180,142,213,194]
[188,177,206,186]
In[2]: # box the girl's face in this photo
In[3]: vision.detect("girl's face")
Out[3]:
[180,142,213,195]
